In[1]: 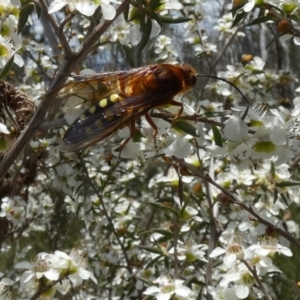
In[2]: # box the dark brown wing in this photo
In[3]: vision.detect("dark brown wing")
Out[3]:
[60,90,175,152]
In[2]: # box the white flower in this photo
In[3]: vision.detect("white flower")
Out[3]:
[0,282,13,300]
[2,14,21,47]
[54,248,98,286]
[127,19,161,46]
[49,0,117,20]
[15,253,63,285]
[0,36,23,68]
[248,237,292,258]
[217,263,255,299]
[243,0,255,12]
[143,275,191,300]
[0,274,14,300]
[153,35,177,62]
[224,117,248,144]
[169,240,208,262]
[210,235,244,268]
[160,0,183,10]
[208,286,239,300]
[0,123,10,134]
[15,252,66,299]
[15,248,97,297]
[0,197,25,225]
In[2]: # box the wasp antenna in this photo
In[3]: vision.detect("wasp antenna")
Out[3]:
[198,74,249,120]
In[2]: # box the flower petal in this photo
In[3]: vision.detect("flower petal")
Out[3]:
[48,1,67,14]
[44,269,60,280]
[235,285,249,299]
[101,4,116,20]
[143,286,160,295]
[209,247,226,258]
[175,285,191,297]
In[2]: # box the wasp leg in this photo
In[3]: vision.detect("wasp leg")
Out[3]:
[144,112,159,152]
[144,112,158,138]
[169,100,184,127]
[106,119,137,165]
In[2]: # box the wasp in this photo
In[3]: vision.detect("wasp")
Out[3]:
[58,64,197,152]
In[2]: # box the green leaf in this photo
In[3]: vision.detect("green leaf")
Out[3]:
[212,125,223,147]
[280,193,289,207]
[147,201,179,216]
[18,2,35,34]
[164,256,170,271]
[202,111,227,118]
[266,33,286,49]
[136,276,155,287]
[140,246,165,255]
[138,16,152,52]
[160,15,192,24]
[258,6,266,17]
[144,255,162,269]
[0,55,14,79]
[231,10,247,28]
[123,4,130,22]
[276,181,300,187]
[128,6,141,22]
[152,228,173,237]
[36,3,42,19]
[0,137,7,151]
[149,0,164,10]
[270,161,275,177]
[290,14,300,23]
[174,120,200,137]
[273,187,278,204]
[150,11,163,27]
[132,131,144,142]
[251,70,265,75]
[246,15,273,27]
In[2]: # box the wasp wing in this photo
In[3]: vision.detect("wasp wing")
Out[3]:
[60,90,175,152]
[58,68,153,124]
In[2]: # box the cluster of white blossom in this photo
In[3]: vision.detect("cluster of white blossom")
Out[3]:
[1,0,300,299]
[208,233,292,299]
[14,248,97,299]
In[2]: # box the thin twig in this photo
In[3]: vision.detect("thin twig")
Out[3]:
[200,26,244,101]
[241,259,273,300]
[204,158,217,300]
[173,158,300,251]
[140,165,171,246]
[37,0,72,57]
[30,274,70,300]
[77,153,133,274]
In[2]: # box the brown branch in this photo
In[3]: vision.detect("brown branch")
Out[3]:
[37,0,73,57]
[30,273,71,300]
[241,259,273,300]
[0,0,131,181]
[72,0,132,68]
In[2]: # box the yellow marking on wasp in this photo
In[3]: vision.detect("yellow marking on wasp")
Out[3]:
[110,94,119,103]
[89,106,96,114]
[80,114,86,121]
[85,126,92,134]
[99,98,108,108]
